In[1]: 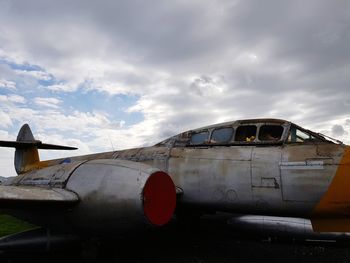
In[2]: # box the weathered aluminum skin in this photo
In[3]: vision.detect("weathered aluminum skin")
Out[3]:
[0,185,78,202]
[8,161,85,187]
[280,144,342,215]
[3,159,167,234]
[167,144,344,217]
[26,118,345,220]
[2,118,348,232]
[65,159,158,234]
[32,118,344,220]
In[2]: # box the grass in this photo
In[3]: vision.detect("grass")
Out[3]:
[0,214,36,237]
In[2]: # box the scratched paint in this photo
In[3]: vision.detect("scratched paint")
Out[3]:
[1,118,348,234]
[311,146,350,232]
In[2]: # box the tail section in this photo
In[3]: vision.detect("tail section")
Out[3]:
[0,124,77,174]
[14,124,39,174]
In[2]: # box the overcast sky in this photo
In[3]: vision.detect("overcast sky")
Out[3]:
[0,0,350,176]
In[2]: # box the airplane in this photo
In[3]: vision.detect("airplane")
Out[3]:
[0,118,349,249]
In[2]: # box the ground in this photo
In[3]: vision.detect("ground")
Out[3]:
[0,215,350,262]
[0,214,34,237]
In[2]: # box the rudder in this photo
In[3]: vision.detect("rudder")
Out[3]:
[14,124,40,174]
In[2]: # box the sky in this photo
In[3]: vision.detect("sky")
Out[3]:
[0,0,350,177]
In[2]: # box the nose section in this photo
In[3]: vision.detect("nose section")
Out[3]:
[142,171,177,226]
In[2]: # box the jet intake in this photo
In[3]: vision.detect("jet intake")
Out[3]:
[143,171,176,226]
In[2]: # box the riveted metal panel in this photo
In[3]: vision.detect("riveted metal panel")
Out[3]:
[168,146,253,211]
[10,162,85,188]
[281,144,338,202]
[251,146,283,212]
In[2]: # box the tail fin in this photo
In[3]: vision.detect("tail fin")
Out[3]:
[0,124,77,174]
[15,124,39,174]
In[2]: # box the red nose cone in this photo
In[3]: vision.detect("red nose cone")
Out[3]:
[143,171,176,226]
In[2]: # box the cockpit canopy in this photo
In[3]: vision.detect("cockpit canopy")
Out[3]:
[157,118,334,147]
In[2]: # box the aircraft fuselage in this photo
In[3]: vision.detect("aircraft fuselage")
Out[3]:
[3,118,350,233]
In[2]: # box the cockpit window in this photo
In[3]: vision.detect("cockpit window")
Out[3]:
[288,126,320,143]
[235,125,257,142]
[259,125,283,141]
[190,130,209,144]
[211,127,234,143]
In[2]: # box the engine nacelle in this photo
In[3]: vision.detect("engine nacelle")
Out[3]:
[66,159,176,234]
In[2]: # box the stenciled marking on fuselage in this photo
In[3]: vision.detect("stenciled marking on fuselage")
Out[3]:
[279,161,324,170]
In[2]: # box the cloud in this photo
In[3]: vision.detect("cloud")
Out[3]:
[34,97,62,108]
[190,75,227,97]
[0,127,16,176]
[0,111,13,128]
[15,69,51,81]
[0,78,16,90]
[0,147,16,177]
[331,124,347,137]
[46,83,77,92]
[0,94,26,104]
[3,107,121,133]
[0,0,350,176]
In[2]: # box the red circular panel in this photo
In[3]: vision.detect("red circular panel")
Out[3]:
[143,171,176,226]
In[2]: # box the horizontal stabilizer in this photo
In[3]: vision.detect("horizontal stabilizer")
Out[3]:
[1,124,78,174]
[0,140,77,150]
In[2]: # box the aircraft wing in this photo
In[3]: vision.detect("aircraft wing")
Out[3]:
[0,185,79,208]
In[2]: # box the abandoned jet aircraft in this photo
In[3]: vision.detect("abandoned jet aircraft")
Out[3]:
[0,118,349,238]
